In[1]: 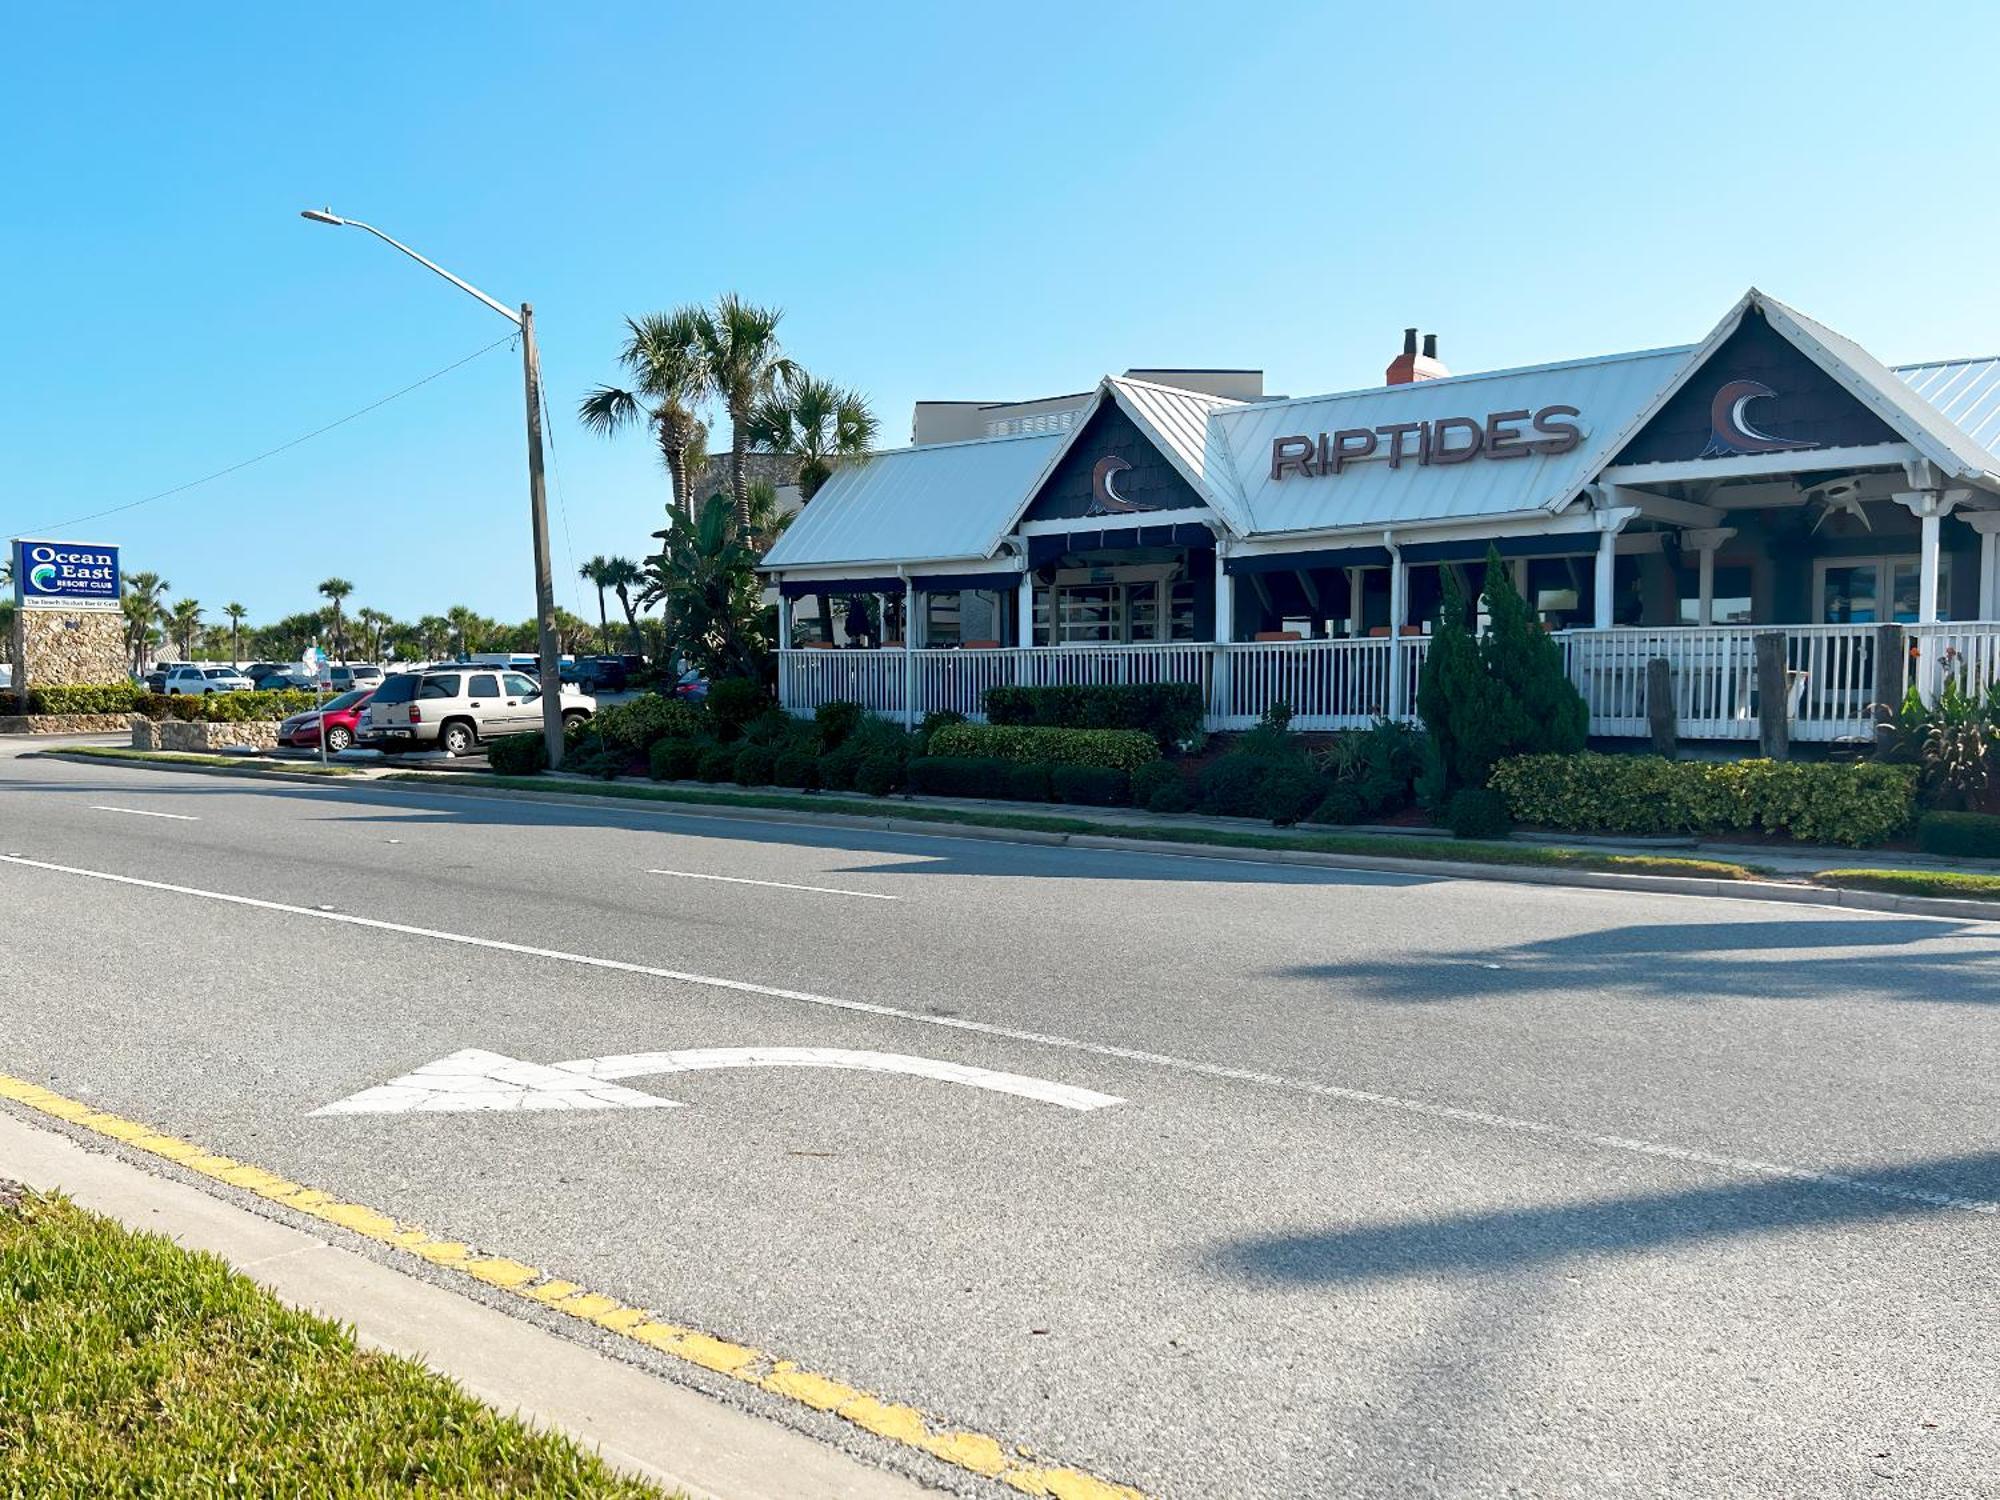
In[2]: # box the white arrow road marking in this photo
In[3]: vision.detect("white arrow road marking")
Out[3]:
[89,805,199,821]
[552,1047,1125,1111]
[312,1046,1124,1116]
[312,1049,683,1116]
[645,868,899,900]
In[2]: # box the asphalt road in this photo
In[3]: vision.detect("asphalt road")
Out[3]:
[1,746,1995,1498]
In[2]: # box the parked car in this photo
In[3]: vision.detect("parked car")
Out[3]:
[673,668,709,704]
[143,661,192,693]
[242,663,288,686]
[257,666,317,691]
[164,665,253,696]
[573,655,633,693]
[324,664,385,694]
[277,689,375,753]
[359,668,595,756]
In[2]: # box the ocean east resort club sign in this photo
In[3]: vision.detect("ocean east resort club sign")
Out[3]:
[1270,404,1583,480]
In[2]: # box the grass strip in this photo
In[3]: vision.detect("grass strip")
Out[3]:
[48,745,359,775]
[0,1185,669,1496]
[1811,868,2000,902]
[403,773,1765,881]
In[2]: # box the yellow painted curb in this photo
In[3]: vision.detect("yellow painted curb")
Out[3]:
[0,1072,1144,1499]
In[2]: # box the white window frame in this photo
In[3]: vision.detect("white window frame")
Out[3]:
[1812,554,1951,625]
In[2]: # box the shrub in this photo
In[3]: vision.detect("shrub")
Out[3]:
[983,682,1204,748]
[648,738,703,781]
[1916,811,2000,859]
[1310,785,1368,824]
[1257,763,1325,826]
[815,700,864,750]
[569,745,626,781]
[743,708,803,747]
[696,745,739,782]
[1129,759,1181,807]
[905,756,1009,798]
[929,722,1158,772]
[1196,755,1266,818]
[732,745,777,787]
[916,709,967,755]
[772,749,819,789]
[706,678,768,740]
[1050,764,1129,806]
[135,690,320,723]
[592,694,703,750]
[854,754,901,797]
[1882,678,1994,812]
[1145,774,1191,814]
[817,744,862,791]
[1446,787,1513,840]
[1004,763,1052,802]
[24,682,142,715]
[1489,753,1918,847]
[488,733,549,776]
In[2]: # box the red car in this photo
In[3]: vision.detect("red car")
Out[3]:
[277,689,375,753]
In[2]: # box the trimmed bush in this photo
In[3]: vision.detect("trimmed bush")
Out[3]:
[23,682,143,715]
[1446,787,1513,840]
[1310,785,1368,825]
[906,756,1009,799]
[983,682,1204,748]
[1145,774,1191,814]
[929,722,1158,772]
[138,690,321,723]
[1129,759,1180,807]
[817,744,862,791]
[706,678,768,740]
[1195,755,1266,818]
[1004,763,1053,802]
[854,753,901,797]
[1490,753,1918,847]
[772,749,819,789]
[1257,763,1324,826]
[488,733,548,776]
[733,745,777,787]
[569,745,627,781]
[916,709,967,755]
[743,708,803,747]
[1050,764,1129,806]
[816,700,864,750]
[1916,810,2000,859]
[648,738,703,781]
[695,745,738,782]
[592,694,703,750]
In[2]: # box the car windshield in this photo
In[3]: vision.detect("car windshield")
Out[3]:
[372,674,419,705]
[203,668,235,679]
[321,690,367,711]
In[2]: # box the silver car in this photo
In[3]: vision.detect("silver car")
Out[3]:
[360,668,594,756]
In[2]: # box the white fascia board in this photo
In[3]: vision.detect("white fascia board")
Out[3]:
[1104,380,1235,520]
[765,555,1018,581]
[1014,506,1217,536]
[1227,507,1598,558]
[1598,442,1920,488]
[976,383,1115,556]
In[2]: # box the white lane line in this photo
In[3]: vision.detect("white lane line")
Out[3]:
[646,868,898,901]
[1,851,1991,1218]
[553,1047,1122,1110]
[88,806,199,822]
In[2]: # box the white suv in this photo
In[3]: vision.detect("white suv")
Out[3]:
[360,668,594,756]
[164,665,253,696]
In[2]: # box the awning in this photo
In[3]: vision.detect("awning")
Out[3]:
[1226,545,1391,576]
[912,569,1022,592]
[1396,534,1599,564]
[776,575,904,599]
[1027,523,1215,568]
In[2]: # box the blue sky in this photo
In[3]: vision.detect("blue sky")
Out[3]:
[5,1,1996,626]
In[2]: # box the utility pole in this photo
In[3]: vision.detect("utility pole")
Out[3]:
[519,304,563,766]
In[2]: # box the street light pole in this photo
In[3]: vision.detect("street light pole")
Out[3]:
[300,208,565,767]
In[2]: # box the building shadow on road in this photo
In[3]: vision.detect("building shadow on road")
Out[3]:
[1202,1151,2000,1288]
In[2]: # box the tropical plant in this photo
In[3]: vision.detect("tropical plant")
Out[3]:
[745,372,878,502]
[414,614,451,659]
[445,604,480,656]
[579,556,615,651]
[317,578,354,660]
[694,294,797,529]
[578,308,712,518]
[640,493,770,680]
[221,602,248,666]
[122,572,170,672]
[354,606,392,661]
[598,556,645,654]
[1883,677,1996,811]
[167,598,205,660]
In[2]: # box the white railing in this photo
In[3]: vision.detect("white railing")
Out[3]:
[781,625,2000,740]
[778,648,905,719]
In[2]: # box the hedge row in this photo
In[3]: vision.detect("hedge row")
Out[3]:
[4,683,144,715]
[1916,811,2000,859]
[929,722,1159,772]
[137,690,323,722]
[1489,753,1918,847]
[983,683,1204,748]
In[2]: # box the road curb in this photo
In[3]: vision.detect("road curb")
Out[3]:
[0,1107,935,1500]
[36,751,2000,924]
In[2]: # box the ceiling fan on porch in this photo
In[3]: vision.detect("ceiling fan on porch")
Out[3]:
[1803,474,1875,533]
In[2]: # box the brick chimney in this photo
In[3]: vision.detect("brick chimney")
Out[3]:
[1386,328,1450,385]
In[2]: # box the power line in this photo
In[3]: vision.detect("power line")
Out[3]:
[28,333,519,535]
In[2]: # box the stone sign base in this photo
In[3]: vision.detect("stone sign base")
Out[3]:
[0,714,136,736]
[11,608,128,692]
[133,719,282,753]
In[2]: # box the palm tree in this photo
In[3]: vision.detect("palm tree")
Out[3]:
[746,373,878,501]
[122,572,170,672]
[695,294,797,530]
[445,605,477,658]
[415,615,451,659]
[168,599,204,660]
[355,606,391,661]
[579,556,614,651]
[317,578,354,660]
[641,493,771,681]
[599,556,645,654]
[578,309,713,518]
[222,602,249,666]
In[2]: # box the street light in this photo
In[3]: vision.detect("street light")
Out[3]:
[299,206,565,767]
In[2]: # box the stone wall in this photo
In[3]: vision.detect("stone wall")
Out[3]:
[132,718,281,752]
[13,609,127,692]
[0,714,136,736]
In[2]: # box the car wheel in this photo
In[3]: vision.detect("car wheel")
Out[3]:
[440,721,475,757]
[325,726,353,753]
[562,710,589,731]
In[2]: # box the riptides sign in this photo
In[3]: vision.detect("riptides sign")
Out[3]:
[13,538,121,611]
[1269,404,1584,480]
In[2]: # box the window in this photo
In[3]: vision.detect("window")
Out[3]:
[1675,564,1753,625]
[503,673,539,696]
[1816,556,1950,624]
[373,675,418,705]
[418,674,461,699]
[468,674,500,697]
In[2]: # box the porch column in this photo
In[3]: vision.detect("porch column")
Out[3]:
[1385,542,1407,718]
[1212,552,1235,723]
[901,577,916,729]
[776,593,793,651]
[1681,527,1737,627]
[1346,566,1364,637]
[1966,512,2000,619]
[1893,488,1969,700]
[1590,489,1639,629]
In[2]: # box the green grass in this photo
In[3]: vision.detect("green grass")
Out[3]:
[1811,868,2000,902]
[0,1186,669,1497]
[48,746,360,776]
[412,773,1765,881]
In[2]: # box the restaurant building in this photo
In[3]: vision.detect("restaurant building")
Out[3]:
[760,290,2000,744]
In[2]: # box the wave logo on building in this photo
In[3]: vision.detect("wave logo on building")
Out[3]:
[1702,379,1813,457]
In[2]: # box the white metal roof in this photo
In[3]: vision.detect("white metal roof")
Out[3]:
[759,428,1065,571]
[1894,355,2000,469]
[1205,345,1695,536]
